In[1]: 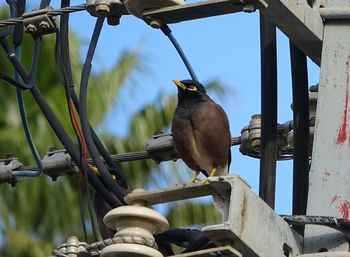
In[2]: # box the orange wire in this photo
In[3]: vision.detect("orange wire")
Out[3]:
[68,98,87,180]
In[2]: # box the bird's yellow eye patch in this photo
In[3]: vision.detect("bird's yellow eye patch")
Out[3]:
[187,85,197,92]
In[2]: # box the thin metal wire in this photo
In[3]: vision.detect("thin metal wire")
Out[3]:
[0,4,87,27]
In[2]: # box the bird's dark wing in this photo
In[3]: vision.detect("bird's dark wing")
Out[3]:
[191,100,231,170]
[94,192,116,239]
[171,113,201,172]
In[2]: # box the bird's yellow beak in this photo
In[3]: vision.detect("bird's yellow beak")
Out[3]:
[172,80,186,90]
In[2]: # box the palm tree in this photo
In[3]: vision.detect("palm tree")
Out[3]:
[0,26,144,256]
[0,8,228,257]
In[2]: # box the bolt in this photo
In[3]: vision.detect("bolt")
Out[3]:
[251,139,261,148]
[96,3,111,13]
[149,18,162,29]
[26,24,37,34]
[39,21,50,30]
[107,15,120,26]
[242,4,256,13]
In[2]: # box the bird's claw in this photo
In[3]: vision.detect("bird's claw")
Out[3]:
[200,179,208,185]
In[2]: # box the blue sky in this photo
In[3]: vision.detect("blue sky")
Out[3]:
[19,1,320,214]
[68,6,319,214]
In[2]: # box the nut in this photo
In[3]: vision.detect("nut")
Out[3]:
[96,3,110,13]
[107,15,120,26]
[39,20,50,30]
[26,24,37,34]
[149,18,162,29]
[242,4,256,13]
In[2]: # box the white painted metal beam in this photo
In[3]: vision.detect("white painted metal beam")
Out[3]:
[260,0,323,65]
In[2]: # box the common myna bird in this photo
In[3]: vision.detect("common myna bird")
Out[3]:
[171,79,231,183]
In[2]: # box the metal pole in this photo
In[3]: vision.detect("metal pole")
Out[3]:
[289,41,309,236]
[259,13,278,209]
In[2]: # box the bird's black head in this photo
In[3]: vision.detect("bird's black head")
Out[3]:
[173,79,208,101]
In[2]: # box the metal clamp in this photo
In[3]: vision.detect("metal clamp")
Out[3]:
[42,149,78,181]
[0,158,22,186]
[240,115,292,160]
[23,7,57,37]
[86,0,127,25]
[145,132,179,163]
[53,236,89,257]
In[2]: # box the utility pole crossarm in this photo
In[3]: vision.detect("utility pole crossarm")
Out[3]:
[143,0,267,24]
[261,0,323,65]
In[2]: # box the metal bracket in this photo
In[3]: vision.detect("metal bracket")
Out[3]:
[22,7,57,37]
[42,149,78,181]
[169,245,242,257]
[240,115,293,160]
[142,0,267,25]
[0,158,21,186]
[86,0,128,26]
[125,175,302,257]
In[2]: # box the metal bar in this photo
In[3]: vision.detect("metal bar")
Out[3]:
[258,13,277,209]
[260,0,323,66]
[0,4,87,27]
[290,41,309,236]
[202,176,303,257]
[304,20,350,252]
[124,182,231,205]
[170,246,242,257]
[143,0,267,24]
[320,7,350,20]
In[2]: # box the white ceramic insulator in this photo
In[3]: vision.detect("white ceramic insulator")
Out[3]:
[100,196,169,257]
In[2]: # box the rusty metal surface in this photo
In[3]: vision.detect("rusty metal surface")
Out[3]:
[202,176,302,257]
[124,179,231,205]
[142,0,267,24]
[304,20,350,253]
[169,245,242,257]
[300,253,350,257]
[260,0,323,65]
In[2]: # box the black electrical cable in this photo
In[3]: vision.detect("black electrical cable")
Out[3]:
[78,16,126,204]
[13,35,44,177]
[26,38,41,88]
[290,41,309,236]
[70,91,128,188]
[160,24,198,82]
[78,181,89,242]
[0,71,28,90]
[258,14,278,209]
[59,0,98,242]
[56,2,127,188]
[0,0,16,39]
[0,37,121,208]
[39,0,51,9]
[13,0,25,46]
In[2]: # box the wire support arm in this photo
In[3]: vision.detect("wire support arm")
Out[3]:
[0,4,87,27]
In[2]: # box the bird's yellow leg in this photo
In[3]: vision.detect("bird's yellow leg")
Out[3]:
[200,167,217,185]
[190,171,201,183]
[209,167,217,177]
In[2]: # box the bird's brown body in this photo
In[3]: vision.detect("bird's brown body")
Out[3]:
[171,80,231,179]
